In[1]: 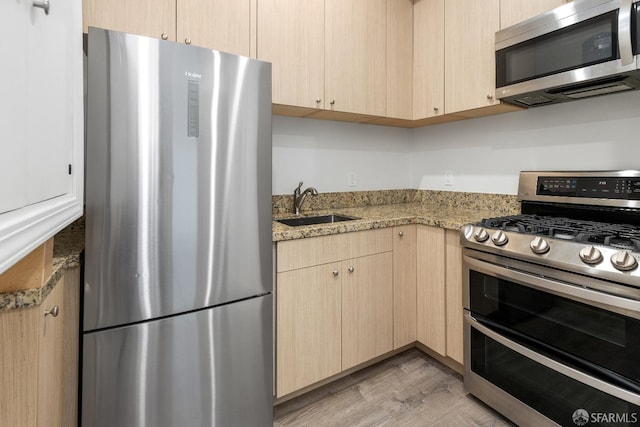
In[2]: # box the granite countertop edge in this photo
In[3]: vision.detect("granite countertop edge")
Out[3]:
[0,219,84,314]
[0,255,81,313]
[272,202,498,242]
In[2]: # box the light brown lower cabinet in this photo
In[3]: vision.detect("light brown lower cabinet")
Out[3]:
[0,267,80,427]
[276,224,465,398]
[392,225,417,348]
[276,229,393,398]
[276,262,342,397]
[444,229,464,364]
[341,252,393,370]
[416,226,464,365]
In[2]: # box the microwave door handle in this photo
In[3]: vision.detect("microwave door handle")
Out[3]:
[619,0,633,66]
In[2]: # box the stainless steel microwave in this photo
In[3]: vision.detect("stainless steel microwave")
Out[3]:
[496,0,640,107]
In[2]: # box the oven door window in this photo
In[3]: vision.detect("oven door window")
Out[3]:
[471,328,640,426]
[469,270,640,392]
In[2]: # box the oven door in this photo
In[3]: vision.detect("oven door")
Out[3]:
[463,249,640,426]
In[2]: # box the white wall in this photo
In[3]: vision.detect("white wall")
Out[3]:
[412,90,640,195]
[272,116,414,194]
[272,90,640,196]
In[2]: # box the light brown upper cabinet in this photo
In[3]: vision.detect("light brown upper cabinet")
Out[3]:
[83,0,177,41]
[83,0,251,56]
[500,0,572,29]
[386,0,414,120]
[257,0,413,120]
[413,0,445,119]
[325,0,387,116]
[444,0,501,114]
[177,0,251,57]
[257,0,325,109]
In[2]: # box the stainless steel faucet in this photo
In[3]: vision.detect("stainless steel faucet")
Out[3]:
[293,181,318,215]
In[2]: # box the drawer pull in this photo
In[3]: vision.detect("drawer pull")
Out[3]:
[44,305,59,317]
[32,0,50,15]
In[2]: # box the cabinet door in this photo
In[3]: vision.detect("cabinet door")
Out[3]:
[26,0,75,206]
[83,0,176,40]
[325,0,387,116]
[444,0,500,113]
[37,279,65,427]
[276,263,342,397]
[413,0,445,119]
[386,0,413,120]
[445,229,463,365]
[177,0,250,56]
[342,252,393,370]
[416,226,446,356]
[0,299,40,426]
[257,0,325,108]
[500,0,570,29]
[61,268,80,427]
[0,0,28,214]
[393,225,416,349]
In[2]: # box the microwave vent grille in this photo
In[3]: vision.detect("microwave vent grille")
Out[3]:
[561,80,634,99]
[515,95,555,106]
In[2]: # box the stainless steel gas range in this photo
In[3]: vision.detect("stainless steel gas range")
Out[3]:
[461,171,640,427]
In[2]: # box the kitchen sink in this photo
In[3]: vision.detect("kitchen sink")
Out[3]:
[276,214,359,227]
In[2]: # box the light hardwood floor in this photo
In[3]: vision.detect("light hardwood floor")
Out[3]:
[274,349,514,427]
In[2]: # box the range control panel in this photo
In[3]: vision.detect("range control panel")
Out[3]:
[537,176,640,200]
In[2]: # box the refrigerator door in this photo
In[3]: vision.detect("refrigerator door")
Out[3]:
[82,294,273,427]
[84,29,272,331]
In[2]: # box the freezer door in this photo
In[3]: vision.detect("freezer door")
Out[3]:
[82,294,273,427]
[84,29,272,330]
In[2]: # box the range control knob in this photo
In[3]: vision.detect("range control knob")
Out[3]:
[474,228,490,242]
[579,246,603,265]
[610,251,638,271]
[530,237,550,254]
[491,230,509,246]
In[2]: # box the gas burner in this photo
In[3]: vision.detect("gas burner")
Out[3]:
[479,214,640,252]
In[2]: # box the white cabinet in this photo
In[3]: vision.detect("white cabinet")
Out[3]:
[0,0,83,274]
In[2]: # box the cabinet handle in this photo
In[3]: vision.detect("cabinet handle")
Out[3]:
[316,98,321,104]
[161,33,168,40]
[487,94,494,100]
[32,0,50,15]
[330,100,335,106]
[332,270,339,276]
[44,305,59,317]
[433,107,439,112]
[398,231,404,237]
[348,266,354,273]
[185,38,191,45]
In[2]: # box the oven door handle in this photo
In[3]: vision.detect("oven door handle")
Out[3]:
[464,255,640,318]
[465,312,640,405]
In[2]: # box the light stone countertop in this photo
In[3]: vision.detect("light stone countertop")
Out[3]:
[272,202,509,242]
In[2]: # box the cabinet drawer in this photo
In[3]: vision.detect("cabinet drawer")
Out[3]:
[277,228,392,272]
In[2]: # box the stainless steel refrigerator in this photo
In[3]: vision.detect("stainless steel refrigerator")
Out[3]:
[82,28,273,427]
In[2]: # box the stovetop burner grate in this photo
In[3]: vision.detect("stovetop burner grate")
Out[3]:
[480,214,640,251]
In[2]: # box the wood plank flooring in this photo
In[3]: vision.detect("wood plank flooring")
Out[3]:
[274,349,515,427]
